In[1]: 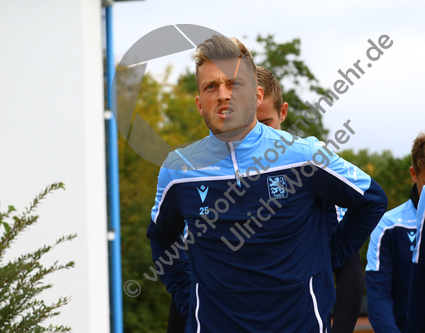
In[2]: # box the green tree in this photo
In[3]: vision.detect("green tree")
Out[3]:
[253,35,330,140]
[120,137,170,333]
[116,70,169,333]
[339,149,412,210]
[161,69,208,145]
[118,65,209,332]
[339,149,412,268]
[0,183,76,333]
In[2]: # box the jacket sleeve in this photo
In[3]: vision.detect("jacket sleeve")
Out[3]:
[309,138,388,269]
[365,224,401,333]
[146,165,191,320]
[406,187,425,332]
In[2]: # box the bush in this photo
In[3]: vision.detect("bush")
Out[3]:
[0,182,76,332]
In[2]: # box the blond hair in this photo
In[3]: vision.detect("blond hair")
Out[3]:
[194,35,257,91]
[412,132,425,175]
[256,66,283,116]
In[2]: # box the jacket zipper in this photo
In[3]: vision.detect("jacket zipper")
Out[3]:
[228,142,241,186]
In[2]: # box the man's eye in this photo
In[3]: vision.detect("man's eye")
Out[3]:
[205,85,215,90]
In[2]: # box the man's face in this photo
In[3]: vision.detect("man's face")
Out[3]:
[410,166,425,197]
[256,97,288,130]
[195,58,263,141]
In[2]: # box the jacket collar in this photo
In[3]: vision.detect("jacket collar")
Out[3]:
[208,121,266,159]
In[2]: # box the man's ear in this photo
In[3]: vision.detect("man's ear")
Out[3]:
[195,95,203,116]
[280,102,288,122]
[410,166,418,183]
[256,86,264,108]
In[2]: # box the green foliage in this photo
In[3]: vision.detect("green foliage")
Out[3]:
[117,66,208,333]
[117,71,173,333]
[339,149,412,268]
[119,140,169,333]
[339,149,412,210]
[0,183,76,333]
[177,69,198,95]
[253,35,330,140]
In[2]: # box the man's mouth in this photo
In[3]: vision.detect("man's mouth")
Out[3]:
[220,109,232,115]
[217,106,234,116]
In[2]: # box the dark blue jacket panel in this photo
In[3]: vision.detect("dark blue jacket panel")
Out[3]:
[366,199,417,332]
[406,187,425,332]
[148,122,387,332]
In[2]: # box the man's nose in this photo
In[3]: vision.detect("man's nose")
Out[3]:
[217,83,232,103]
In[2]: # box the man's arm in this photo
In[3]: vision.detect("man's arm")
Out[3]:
[310,138,388,268]
[365,223,401,333]
[406,187,425,332]
[146,165,191,320]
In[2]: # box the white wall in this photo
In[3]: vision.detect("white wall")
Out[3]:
[0,1,110,332]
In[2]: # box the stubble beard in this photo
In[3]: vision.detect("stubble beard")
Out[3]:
[204,95,257,141]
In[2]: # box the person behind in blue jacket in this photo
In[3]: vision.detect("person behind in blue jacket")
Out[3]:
[256,65,365,333]
[147,35,387,333]
[405,132,425,333]
[366,132,425,332]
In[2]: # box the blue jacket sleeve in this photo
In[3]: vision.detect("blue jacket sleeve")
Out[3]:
[365,224,401,333]
[309,138,388,269]
[406,187,425,332]
[146,165,191,320]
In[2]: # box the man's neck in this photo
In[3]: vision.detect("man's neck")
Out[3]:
[213,121,257,142]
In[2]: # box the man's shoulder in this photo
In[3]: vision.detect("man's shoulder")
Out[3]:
[159,136,233,183]
[370,199,416,239]
[261,127,319,153]
[163,137,210,168]
[381,199,416,226]
[263,127,310,143]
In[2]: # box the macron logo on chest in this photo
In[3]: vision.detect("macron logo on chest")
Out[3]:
[407,231,416,243]
[197,185,209,203]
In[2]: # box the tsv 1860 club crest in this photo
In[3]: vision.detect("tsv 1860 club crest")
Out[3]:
[267,175,288,199]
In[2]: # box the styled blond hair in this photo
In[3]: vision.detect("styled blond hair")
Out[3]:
[412,132,425,175]
[194,35,257,91]
[256,66,283,116]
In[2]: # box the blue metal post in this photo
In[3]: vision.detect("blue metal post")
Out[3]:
[105,6,124,333]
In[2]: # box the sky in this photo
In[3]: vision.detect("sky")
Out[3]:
[113,0,425,158]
